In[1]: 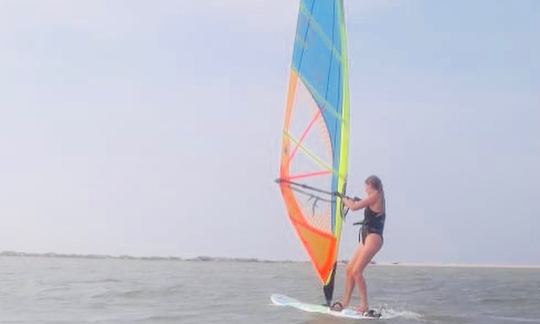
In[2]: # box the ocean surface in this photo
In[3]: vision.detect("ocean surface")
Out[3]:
[1,256,539,324]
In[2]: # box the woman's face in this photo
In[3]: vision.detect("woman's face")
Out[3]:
[365,182,375,195]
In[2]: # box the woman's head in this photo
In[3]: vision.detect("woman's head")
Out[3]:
[364,175,383,194]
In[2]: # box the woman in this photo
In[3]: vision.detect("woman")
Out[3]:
[331,175,386,314]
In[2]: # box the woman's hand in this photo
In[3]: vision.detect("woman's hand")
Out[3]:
[342,197,355,209]
[342,193,377,211]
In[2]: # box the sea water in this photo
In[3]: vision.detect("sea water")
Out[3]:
[1,256,539,323]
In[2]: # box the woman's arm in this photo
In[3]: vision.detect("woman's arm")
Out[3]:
[342,192,378,211]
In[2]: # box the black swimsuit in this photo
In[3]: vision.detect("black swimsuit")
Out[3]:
[360,207,385,244]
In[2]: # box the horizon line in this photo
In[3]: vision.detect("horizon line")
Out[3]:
[1,250,539,269]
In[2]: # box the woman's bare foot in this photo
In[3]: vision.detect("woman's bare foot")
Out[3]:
[355,304,368,314]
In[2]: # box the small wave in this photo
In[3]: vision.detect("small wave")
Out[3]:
[132,314,185,322]
[75,278,123,284]
[474,296,531,303]
[489,316,540,323]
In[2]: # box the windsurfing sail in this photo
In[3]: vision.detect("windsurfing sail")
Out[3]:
[276,0,350,305]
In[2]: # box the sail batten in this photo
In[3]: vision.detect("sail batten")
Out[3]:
[277,0,350,303]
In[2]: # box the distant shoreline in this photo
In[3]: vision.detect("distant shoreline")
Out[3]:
[0,250,285,263]
[1,251,539,269]
[371,262,540,269]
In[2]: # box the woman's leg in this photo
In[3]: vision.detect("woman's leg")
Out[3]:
[338,243,364,308]
[351,234,383,312]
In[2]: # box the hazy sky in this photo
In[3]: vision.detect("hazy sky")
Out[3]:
[0,0,538,265]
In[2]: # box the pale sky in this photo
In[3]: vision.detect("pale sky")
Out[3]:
[0,0,538,265]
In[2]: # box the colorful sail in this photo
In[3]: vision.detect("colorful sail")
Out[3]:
[277,0,350,304]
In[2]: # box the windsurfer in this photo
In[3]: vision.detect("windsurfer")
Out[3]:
[331,175,386,314]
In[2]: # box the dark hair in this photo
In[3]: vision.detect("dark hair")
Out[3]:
[365,175,383,192]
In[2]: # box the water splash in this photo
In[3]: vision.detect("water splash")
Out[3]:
[378,305,423,320]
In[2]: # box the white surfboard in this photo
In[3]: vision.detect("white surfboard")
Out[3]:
[271,294,382,320]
